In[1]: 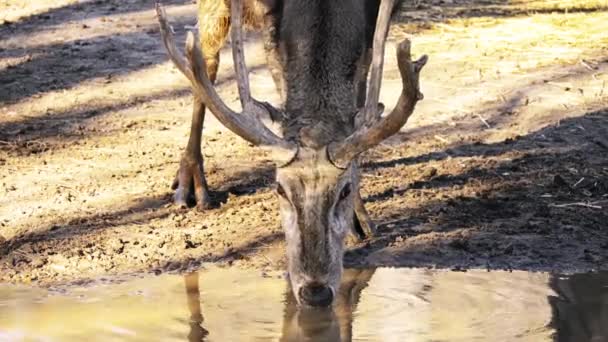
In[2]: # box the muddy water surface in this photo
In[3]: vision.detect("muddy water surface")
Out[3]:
[1,268,607,341]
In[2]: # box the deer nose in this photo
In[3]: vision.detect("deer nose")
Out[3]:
[299,283,333,307]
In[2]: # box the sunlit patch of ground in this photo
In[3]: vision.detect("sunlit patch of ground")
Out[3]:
[0,0,607,285]
[388,9,608,142]
[0,0,79,24]
[506,0,607,11]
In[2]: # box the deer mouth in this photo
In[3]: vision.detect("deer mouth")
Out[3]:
[298,282,335,307]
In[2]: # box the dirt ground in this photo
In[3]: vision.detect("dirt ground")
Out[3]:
[1,0,607,286]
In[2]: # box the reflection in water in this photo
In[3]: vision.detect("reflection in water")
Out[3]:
[550,272,608,342]
[279,269,374,342]
[182,269,375,342]
[0,268,607,341]
[184,272,209,342]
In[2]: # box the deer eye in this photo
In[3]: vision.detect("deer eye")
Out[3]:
[338,183,352,201]
[276,183,288,199]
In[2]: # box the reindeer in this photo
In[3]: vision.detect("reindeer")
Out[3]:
[157,0,427,307]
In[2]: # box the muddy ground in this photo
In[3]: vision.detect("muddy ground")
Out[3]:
[0,0,607,286]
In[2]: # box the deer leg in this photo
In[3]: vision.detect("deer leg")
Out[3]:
[172,2,229,210]
[184,272,209,341]
[173,96,212,210]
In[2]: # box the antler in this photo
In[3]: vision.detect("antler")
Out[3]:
[156,1,296,155]
[328,0,428,168]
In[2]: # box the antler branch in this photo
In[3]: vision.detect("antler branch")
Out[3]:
[156,2,295,154]
[363,0,395,124]
[329,1,427,168]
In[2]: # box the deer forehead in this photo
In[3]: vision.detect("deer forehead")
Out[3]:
[276,147,349,190]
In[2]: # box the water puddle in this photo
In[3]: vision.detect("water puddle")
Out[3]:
[1,268,607,341]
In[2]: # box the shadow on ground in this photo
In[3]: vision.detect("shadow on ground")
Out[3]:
[393,0,608,28]
[345,109,608,272]
[1,108,606,284]
[0,0,189,42]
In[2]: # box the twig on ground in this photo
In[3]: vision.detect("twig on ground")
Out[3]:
[572,177,585,187]
[476,114,491,128]
[549,202,602,209]
[434,135,449,144]
[580,59,595,71]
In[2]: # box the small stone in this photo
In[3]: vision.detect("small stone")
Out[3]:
[185,240,199,249]
[31,257,47,268]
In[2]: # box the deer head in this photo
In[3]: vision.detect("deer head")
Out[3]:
[157,0,427,307]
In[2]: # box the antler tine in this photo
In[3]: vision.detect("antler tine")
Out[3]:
[363,0,395,124]
[329,38,428,168]
[156,4,194,83]
[156,2,295,153]
[229,0,284,122]
[230,0,252,107]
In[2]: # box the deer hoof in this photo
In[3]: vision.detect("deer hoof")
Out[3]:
[171,153,212,210]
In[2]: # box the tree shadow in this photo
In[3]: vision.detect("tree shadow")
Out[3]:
[0,60,264,155]
[3,111,605,282]
[146,230,286,277]
[0,15,190,105]
[0,0,268,107]
[0,87,189,154]
[0,0,189,39]
[346,109,608,272]
[200,163,275,208]
[393,0,608,28]
[0,192,174,259]
[362,58,606,171]
[0,157,277,276]
[549,272,608,341]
